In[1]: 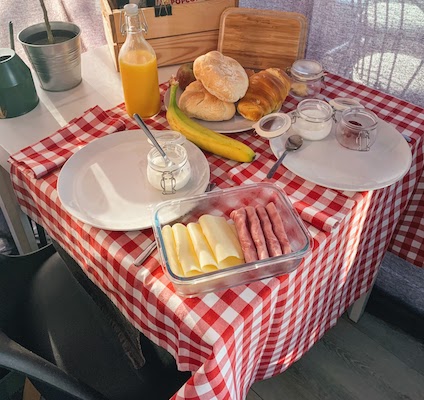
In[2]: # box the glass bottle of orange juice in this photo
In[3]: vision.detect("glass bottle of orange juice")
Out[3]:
[118,3,161,118]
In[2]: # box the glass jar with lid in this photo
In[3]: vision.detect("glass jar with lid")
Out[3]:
[147,143,191,194]
[288,59,325,100]
[291,99,334,140]
[335,108,378,151]
[253,99,333,141]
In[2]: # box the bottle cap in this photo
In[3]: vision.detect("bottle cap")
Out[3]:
[124,3,138,15]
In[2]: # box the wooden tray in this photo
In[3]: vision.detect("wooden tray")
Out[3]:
[217,7,308,71]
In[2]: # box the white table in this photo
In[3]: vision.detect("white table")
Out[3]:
[0,45,177,253]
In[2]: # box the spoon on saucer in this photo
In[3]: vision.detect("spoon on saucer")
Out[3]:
[133,113,174,166]
[266,135,303,179]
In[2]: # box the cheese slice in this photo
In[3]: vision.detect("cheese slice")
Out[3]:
[187,222,219,273]
[198,214,245,269]
[161,225,184,277]
[172,223,202,277]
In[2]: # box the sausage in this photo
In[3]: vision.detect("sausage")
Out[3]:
[255,205,283,257]
[245,206,269,260]
[230,208,258,262]
[265,202,291,254]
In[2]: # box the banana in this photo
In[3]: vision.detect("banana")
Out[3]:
[166,79,256,163]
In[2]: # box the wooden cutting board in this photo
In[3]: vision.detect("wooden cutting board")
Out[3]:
[217,7,308,71]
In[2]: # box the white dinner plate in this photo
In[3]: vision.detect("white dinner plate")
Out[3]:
[57,130,210,231]
[164,87,254,134]
[269,118,412,191]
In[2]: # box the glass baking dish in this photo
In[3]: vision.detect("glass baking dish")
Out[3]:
[151,182,312,297]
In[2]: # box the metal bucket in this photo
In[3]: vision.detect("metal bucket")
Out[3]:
[18,21,82,92]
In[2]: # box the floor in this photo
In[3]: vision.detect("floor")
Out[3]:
[246,311,424,400]
[245,250,424,399]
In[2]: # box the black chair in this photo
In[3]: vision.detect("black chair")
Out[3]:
[0,244,190,400]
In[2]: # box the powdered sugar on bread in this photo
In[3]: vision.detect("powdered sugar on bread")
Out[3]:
[193,51,249,103]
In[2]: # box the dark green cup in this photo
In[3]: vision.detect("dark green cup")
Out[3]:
[0,48,39,119]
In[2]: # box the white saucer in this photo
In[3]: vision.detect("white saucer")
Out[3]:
[269,118,412,191]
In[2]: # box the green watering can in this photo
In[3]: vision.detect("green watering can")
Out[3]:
[0,47,39,118]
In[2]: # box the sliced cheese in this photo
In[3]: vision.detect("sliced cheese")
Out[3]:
[198,214,245,269]
[187,222,218,273]
[172,223,202,277]
[161,225,184,277]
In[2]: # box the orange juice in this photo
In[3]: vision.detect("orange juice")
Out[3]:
[119,49,161,118]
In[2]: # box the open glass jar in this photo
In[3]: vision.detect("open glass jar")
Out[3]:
[335,108,378,151]
[291,99,334,140]
[147,144,191,194]
[288,59,325,100]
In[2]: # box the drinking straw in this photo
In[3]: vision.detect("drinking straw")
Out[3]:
[9,21,14,50]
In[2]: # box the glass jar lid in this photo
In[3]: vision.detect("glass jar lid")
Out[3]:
[340,108,378,130]
[253,113,292,139]
[291,59,324,81]
[147,144,187,173]
[147,130,186,147]
[329,97,364,112]
[297,99,333,122]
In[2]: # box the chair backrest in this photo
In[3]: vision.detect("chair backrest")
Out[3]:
[0,244,107,400]
[0,243,190,400]
[217,7,308,71]
[0,331,107,400]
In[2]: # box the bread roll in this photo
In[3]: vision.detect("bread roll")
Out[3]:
[193,51,249,103]
[178,80,236,121]
[237,68,291,121]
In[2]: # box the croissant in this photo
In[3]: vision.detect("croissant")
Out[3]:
[237,68,291,121]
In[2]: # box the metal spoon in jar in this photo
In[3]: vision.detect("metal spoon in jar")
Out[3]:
[266,135,303,179]
[133,113,174,166]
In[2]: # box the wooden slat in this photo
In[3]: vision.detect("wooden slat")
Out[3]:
[218,7,308,71]
[151,31,220,66]
[106,0,238,43]
[112,31,220,71]
[100,0,238,70]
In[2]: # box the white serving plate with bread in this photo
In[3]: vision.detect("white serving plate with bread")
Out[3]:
[167,51,292,134]
[164,87,254,134]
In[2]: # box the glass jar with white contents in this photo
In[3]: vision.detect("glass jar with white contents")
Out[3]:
[291,99,334,141]
[147,144,191,194]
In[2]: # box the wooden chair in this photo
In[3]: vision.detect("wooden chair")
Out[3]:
[217,7,308,71]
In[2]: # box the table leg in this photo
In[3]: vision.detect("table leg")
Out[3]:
[348,286,374,322]
[0,166,38,254]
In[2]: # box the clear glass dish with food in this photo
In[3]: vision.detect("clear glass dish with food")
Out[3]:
[151,182,312,297]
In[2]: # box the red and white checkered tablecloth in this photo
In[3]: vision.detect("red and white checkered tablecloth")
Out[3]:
[9,73,424,400]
